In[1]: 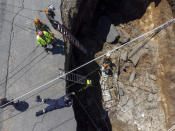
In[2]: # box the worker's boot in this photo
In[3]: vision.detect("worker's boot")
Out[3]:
[36,110,44,117]
[44,48,50,54]
[36,96,42,102]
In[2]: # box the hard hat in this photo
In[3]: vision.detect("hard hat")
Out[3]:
[104,64,108,68]
[38,31,43,37]
[34,18,40,25]
[48,5,55,11]
[106,53,110,58]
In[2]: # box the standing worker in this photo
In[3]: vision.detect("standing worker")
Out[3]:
[34,18,50,33]
[36,31,55,52]
[45,5,58,29]
[35,92,75,117]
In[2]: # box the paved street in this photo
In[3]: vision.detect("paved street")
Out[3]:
[0,0,76,130]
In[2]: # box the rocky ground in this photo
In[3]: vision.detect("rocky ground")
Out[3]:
[96,0,175,131]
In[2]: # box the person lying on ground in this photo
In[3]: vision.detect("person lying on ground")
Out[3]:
[35,92,75,117]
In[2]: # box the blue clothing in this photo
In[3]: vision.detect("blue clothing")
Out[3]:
[36,93,72,116]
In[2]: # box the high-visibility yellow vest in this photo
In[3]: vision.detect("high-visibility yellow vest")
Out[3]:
[86,80,92,85]
[37,31,52,47]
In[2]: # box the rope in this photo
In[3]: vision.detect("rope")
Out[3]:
[0,17,174,108]
[168,125,175,131]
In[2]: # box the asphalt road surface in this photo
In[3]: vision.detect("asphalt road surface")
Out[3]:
[0,0,76,130]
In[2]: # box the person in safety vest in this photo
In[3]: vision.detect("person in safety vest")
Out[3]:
[37,31,55,52]
[35,92,75,117]
[34,18,50,33]
[45,5,58,29]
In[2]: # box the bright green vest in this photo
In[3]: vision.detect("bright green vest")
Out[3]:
[37,31,52,47]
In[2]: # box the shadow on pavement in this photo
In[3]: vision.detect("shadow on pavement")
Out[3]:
[47,39,65,55]
[13,101,29,112]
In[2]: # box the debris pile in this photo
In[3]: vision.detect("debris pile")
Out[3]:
[96,14,166,130]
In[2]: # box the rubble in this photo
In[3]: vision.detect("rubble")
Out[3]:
[130,55,141,67]
[120,50,128,61]
[103,90,112,101]
[129,71,136,82]
[116,27,130,44]
[118,87,124,96]
[106,24,120,43]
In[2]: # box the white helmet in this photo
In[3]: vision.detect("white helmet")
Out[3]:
[106,53,110,58]
[48,5,55,11]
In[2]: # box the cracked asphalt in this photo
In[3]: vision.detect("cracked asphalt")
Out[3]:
[0,0,76,130]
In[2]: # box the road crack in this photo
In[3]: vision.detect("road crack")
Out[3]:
[4,0,25,97]
[32,114,46,131]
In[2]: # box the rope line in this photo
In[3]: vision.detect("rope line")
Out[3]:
[1,17,174,108]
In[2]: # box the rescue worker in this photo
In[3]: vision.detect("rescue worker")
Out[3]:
[78,79,92,92]
[45,5,57,29]
[34,18,50,33]
[36,31,55,52]
[35,92,75,117]
[102,53,115,76]
[103,53,113,68]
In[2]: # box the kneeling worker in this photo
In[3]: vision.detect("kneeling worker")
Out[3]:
[35,92,75,117]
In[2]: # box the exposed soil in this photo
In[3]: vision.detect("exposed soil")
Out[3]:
[157,0,175,129]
